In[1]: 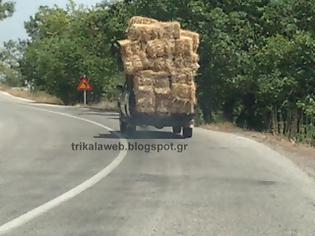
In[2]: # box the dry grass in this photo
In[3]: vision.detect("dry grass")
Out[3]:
[202,122,243,133]
[0,86,63,105]
[0,85,118,111]
[0,84,10,91]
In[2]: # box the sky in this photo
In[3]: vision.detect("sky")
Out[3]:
[0,0,102,45]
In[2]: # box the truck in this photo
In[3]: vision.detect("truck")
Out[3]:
[115,16,199,138]
[117,75,194,138]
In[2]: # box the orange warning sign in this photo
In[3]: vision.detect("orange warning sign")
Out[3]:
[77,78,93,91]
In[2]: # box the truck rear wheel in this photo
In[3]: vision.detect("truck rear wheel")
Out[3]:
[172,126,182,134]
[126,125,136,137]
[120,119,127,134]
[183,127,193,138]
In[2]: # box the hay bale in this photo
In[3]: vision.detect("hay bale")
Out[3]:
[123,55,144,74]
[175,36,193,56]
[154,77,170,88]
[152,58,166,72]
[118,40,144,59]
[160,21,181,39]
[122,52,151,74]
[151,58,175,73]
[128,16,159,27]
[134,73,154,87]
[128,22,180,42]
[156,95,171,113]
[130,55,143,72]
[135,70,169,79]
[165,40,176,57]
[119,16,200,114]
[173,53,200,74]
[191,53,200,63]
[171,70,194,85]
[172,83,196,102]
[146,39,176,58]
[184,60,200,74]
[146,39,166,58]
[154,77,171,95]
[138,51,151,68]
[134,87,156,113]
[118,40,133,57]
[128,23,163,42]
[180,30,200,52]
[171,100,194,114]
[123,58,133,75]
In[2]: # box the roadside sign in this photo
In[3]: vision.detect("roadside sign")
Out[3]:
[77,76,93,105]
[77,78,93,91]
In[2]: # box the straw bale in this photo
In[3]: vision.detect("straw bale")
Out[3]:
[164,40,176,57]
[123,55,144,74]
[156,95,171,113]
[118,40,143,58]
[151,58,175,73]
[160,21,181,39]
[154,77,171,95]
[146,39,166,58]
[128,21,180,42]
[128,16,159,27]
[171,100,194,114]
[135,70,169,79]
[175,36,193,56]
[172,83,196,102]
[118,40,133,57]
[171,70,194,85]
[128,23,163,42]
[180,30,200,52]
[134,87,155,113]
[145,39,175,58]
[138,51,150,68]
[133,74,154,87]
[173,53,200,73]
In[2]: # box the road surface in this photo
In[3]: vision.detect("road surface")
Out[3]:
[0,92,315,236]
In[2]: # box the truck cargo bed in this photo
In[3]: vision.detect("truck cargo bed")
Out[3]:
[126,112,194,127]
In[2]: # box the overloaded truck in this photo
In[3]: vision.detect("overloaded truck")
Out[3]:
[117,16,200,138]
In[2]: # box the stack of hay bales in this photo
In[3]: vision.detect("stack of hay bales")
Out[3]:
[118,16,200,114]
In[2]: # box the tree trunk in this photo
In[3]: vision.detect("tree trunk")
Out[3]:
[289,106,298,140]
[272,106,278,135]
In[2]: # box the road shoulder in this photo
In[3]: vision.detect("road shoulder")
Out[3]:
[203,124,315,181]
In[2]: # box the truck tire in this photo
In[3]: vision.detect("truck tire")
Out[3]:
[183,127,193,138]
[120,119,127,134]
[126,125,136,137]
[172,126,182,134]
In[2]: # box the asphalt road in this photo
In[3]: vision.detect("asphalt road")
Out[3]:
[0,92,315,236]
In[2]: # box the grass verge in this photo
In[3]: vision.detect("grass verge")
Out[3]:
[0,85,63,105]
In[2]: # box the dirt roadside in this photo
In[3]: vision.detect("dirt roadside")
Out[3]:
[0,85,63,104]
[0,85,118,111]
[203,123,315,180]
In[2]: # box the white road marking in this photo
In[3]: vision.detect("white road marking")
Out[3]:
[0,106,128,235]
[0,91,34,103]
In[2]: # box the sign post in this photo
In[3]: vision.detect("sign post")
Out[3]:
[77,76,93,105]
[83,90,87,105]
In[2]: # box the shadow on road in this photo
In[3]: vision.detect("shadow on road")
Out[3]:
[94,130,184,140]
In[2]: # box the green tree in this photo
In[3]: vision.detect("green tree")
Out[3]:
[0,0,14,21]
[0,40,25,86]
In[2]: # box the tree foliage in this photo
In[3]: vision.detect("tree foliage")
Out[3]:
[12,0,315,142]
[0,0,14,21]
[0,40,25,86]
